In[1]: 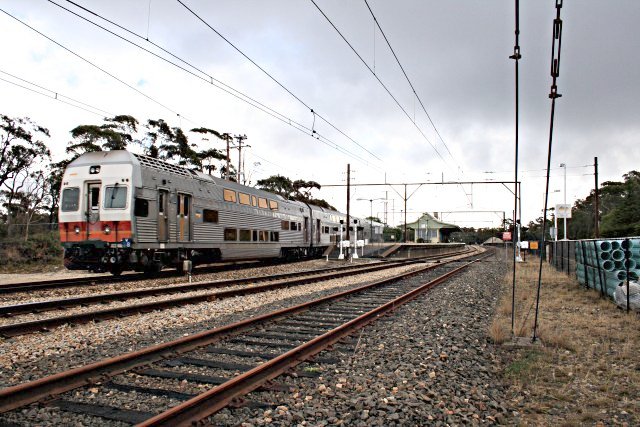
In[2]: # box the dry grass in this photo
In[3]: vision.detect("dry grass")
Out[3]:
[492,257,640,425]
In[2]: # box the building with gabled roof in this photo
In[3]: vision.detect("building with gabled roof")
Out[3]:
[403,213,461,243]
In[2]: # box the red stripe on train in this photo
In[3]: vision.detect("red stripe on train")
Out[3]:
[59,221,132,243]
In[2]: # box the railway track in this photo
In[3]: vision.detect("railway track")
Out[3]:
[0,249,474,337]
[0,259,300,295]
[0,248,489,426]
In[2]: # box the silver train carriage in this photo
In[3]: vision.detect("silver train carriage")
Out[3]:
[58,150,355,274]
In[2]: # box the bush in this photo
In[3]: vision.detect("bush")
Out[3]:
[0,232,63,271]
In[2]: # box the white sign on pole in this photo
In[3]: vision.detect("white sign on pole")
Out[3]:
[520,241,530,249]
[556,204,572,219]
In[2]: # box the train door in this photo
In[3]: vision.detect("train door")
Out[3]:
[85,182,101,239]
[177,193,191,242]
[316,219,321,244]
[303,217,309,244]
[157,189,169,242]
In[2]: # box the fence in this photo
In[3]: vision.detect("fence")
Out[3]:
[547,240,577,277]
[0,222,59,240]
[546,238,640,310]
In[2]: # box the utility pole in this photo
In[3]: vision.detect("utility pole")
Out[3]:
[235,134,248,183]
[594,156,599,238]
[223,133,232,180]
[403,184,407,243]
[384,191,388,225]
[346,163,351,243]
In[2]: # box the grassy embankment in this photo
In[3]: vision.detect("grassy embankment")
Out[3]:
[491,258,639,425]
[0,232,63,273]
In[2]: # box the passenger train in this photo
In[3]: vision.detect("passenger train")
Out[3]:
[58,151,377,275]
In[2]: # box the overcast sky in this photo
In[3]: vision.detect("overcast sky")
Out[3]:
[1,0,638,229]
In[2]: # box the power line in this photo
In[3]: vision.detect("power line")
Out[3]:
[0,69,113,117]
[0,7,189,122]
[308,0,447,165]
[362,0,458,167]
[8,0,373,172]
[45,0,379,170]
[55,0,303,131]
[174,0,383,163]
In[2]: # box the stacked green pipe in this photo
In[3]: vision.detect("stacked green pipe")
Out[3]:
[575,238,640,297]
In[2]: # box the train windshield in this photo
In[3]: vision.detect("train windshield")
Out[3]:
[61,187,80,211]
[104,185,128,209]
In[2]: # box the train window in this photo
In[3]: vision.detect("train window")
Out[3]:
[223,189,237,203]
[281,221,289,230]
[251,195,257,207]
[90,187,100,210]
[269,200,278,210]
[61,187,80,211]
[134,198,149,217]
[258,197,268,209]
[259,230,268,241]
[224,228,237,241]
[270,231,279,242]
[203,209,218,223]
[238,192,251,205]
[104,186,127,209]
[183,196,189,215]
[290,221,297,231]
[239,229,251,241]
[158,192,165,214]
[252,230,258,241]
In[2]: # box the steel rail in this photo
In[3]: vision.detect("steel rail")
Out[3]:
[0,259,412,316]
[0,250,474,335]
[0,259,297,295]
[0,247,471,295]
[0,249,482,414]
[140,254,489,426]
[0,259,424,337]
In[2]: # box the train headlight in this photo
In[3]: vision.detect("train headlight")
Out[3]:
[89,166,101,174]
[104,225,111,234]
[74,225,81,234]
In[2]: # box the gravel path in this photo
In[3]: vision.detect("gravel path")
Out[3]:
[207,253,511,426]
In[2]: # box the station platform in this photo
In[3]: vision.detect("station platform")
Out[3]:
[328,242,466,259]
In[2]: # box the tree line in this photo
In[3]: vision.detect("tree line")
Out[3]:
[0,113,331,240]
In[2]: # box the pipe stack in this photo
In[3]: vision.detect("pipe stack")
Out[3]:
[575,238,640,297]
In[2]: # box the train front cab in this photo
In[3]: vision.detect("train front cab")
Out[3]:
[59,153,136,274]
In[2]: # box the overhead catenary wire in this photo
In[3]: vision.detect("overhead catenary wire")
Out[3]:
[0,69,113,117]
[174,0,383,164]
[16,1,378,171]
[0,8,188,123]
[54,0,307,132]
[362,0,459,168]
[309,0,447,165]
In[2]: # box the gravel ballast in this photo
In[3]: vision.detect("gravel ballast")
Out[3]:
[0,262,424,388]
[0,251,508,425]
[209,254,511,426]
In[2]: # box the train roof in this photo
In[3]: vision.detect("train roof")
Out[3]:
[68,151,336,211]
[68,150,138,167]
